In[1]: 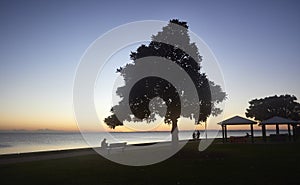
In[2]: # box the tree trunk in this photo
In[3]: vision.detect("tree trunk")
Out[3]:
[171,119,179,148]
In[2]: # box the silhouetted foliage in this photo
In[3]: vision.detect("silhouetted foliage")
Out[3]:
[104,19,226,142]
[245,94,300,121]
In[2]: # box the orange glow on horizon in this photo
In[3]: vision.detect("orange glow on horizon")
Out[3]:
[1,109,286,132]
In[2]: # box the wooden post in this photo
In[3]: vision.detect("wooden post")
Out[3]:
[276,124,280,135]
[222,125,225,143]
[292,125,296,141]
[262,124,266,142]
[224,125,228,142]
[288,124,291,141]
[250,124,254,143]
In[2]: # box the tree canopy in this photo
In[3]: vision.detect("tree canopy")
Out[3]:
[104,19,226,141]
[245,94,300,121]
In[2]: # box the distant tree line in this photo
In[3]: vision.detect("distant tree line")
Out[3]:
[246,94,300,121]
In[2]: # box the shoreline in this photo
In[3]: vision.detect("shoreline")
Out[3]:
[0,130,289,156]
[1,135,295,165]
[0,147,97,165]
[0,140,193,165]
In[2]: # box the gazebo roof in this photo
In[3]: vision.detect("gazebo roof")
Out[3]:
[218,115,257,125]
[260,116,298,125]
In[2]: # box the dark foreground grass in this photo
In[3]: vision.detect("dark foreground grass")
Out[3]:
[1,141,300,185]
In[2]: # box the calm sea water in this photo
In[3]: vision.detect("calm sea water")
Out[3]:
[0,130,287,155]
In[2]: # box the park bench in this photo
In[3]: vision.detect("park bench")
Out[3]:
[229,136,248,143]
[108,142,127,153]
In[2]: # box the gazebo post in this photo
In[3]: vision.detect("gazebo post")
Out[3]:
[276,124,280,135]
[250,124,254,143]
[292,125,296,141]
[262,124,266,142]
[224,125,228,142]
[221,125,225,143]
[288,124,291,141]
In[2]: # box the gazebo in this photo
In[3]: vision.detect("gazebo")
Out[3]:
[260,116,299,142]
[218,116,257,143]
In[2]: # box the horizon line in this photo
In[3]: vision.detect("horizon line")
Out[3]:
[0,129,285,133]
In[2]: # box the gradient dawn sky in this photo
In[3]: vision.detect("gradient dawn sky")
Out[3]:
[0,0,300,132]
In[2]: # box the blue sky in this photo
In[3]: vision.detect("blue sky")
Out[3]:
[0,0,299,131]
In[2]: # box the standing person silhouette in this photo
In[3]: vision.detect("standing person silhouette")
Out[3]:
[196,130,200,139]
[192,132,196,140]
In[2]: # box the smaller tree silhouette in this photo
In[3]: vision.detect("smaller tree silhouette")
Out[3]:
[245,94,300,121]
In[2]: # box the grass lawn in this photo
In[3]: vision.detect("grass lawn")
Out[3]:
[1,141,300,185]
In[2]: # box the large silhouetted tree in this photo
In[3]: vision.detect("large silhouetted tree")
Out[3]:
[245,94,300,121]
[104,19,226,144]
